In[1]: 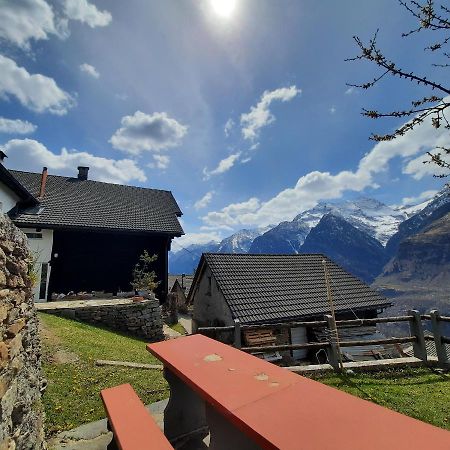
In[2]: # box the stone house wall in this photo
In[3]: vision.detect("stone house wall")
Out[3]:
[0,214,45,450]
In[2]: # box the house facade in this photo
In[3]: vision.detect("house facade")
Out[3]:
[189,253,392,362]
[0,161,183,302]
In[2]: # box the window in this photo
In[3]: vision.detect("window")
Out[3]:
[207,276,212,296]
[39,263,48,299]
[25,233,42,239]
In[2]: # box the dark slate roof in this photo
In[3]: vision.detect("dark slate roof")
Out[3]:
[168,274,194,293]
[0,164,38,208]
[9,170,183,235]
[191,253,391,324]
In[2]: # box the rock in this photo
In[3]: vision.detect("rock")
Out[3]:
[6,319,26,338]
[0,241,14,255]
[0,303,10,322]
[0,272,6,288]
[0,342,9,365]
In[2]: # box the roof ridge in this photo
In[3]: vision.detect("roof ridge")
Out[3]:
[203,252,328,257]
[9,169,174,194]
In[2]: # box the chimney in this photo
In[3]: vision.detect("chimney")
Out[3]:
[77,166,89,181]
[0,151,7,163]
[39,167,48,199]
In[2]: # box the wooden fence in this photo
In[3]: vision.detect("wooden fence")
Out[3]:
[197,309,450,371]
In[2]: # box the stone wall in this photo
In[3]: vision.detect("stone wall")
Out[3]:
[39,299,164,341]
[0,214,45,450]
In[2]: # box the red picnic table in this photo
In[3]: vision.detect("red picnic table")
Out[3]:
[147,334,450,450]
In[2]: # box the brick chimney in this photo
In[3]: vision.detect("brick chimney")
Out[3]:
[77,166,89,181]
[38,167,48,199]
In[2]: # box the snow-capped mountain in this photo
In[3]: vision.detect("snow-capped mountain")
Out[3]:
[250,197,409,255]
[216,227,272,253]
[169,188,450,277]
[386,186,450,256]
[169,226,271,273]
[294,198,408,246]
[300,213,388,282]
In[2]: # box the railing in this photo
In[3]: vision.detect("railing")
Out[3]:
[197,309,450,370]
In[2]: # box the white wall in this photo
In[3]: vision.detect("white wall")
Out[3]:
[20,228,54,302]
[0,184,20,214]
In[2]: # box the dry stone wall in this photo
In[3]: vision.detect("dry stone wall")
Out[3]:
[41,300,164,341]
[0,214,44,450]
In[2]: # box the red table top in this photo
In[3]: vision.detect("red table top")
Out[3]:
[147,334,450,450]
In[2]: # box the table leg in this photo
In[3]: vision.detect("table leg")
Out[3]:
[164,367,209,447]
[206,404,261,450]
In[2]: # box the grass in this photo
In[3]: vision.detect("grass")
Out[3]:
[38,313,450,435]
[38,313,168,436]
[168,322,186,335]
[309,368,450,431]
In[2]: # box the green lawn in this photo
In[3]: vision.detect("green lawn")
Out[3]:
[38,313,168,436]
[38,313,450,437]
[310,368,450,431]
[168,322,186,335]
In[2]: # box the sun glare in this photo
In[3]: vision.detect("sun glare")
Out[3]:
[210,0,237,18]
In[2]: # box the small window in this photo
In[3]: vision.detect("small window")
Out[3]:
[25,233,43,239]
[39,263,48,299]
[207,276,212,296]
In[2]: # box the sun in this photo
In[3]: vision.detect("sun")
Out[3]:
[210,0,237,18]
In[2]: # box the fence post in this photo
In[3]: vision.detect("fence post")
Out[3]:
[325,315,340,370]
[430,310,449,369]
[408,310,427,363]
[234,319,241,349]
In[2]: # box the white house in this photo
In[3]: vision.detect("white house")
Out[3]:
[0,157,184,302]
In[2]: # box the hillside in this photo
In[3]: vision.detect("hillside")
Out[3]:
[300,213,387,282]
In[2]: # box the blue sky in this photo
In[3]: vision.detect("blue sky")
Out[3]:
[0,0,448,248]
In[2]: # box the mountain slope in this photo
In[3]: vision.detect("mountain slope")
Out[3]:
[377,212,450,288]
[300,213,388,282]
[249,220,310,254]
[385,188,450,257]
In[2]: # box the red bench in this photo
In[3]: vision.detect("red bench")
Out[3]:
[148,334,450,450]
[100,383,173,450]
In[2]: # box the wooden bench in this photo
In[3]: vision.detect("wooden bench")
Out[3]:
[148,334,450,450]
[100,383,173,450]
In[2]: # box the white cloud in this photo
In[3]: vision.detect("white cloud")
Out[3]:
[0,117,37,135]
[79,63,99,78]
[224,118,234,137]
[240,85,300,141]
[345,87,355,95]
[329,106,336,114]
[148,154,170,170]
[202,152,241,179]
[1,139,146,184]
[0,0,112,50]
[171,232,222,252]
[64,0,112,28]
[403,153,450,179]
[0,55,75,115]
[203,106,450,228]
[0,0,58,49]
[110,111,187,155]
[194,191,214,210]
[402,190,438,206]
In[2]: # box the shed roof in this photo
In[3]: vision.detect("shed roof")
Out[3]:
[190,253,391,324]
[9,170,183,235]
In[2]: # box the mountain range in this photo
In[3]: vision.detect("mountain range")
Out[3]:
[169,187,450,288]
